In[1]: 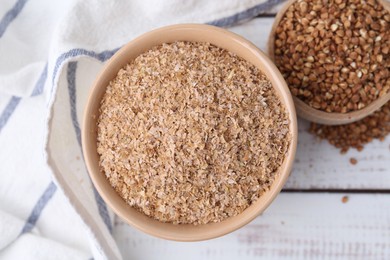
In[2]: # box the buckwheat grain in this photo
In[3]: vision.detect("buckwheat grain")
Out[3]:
[274,0,390,113]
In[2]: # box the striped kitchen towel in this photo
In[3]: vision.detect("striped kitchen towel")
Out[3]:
[0,0,282,259]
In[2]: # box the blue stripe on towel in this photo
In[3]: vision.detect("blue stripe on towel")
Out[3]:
[67,62,82,146]
[207,0,283,27]
[21,181,57,234]
[67,61,113,233]
[0,96,21,133]
[52,48,119,89]
[31,63,48,96]
[0,0,28,38]
[0,63,48,134]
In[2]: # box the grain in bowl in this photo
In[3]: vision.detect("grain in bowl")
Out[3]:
[96,41,291,225]
[273,0,390,113]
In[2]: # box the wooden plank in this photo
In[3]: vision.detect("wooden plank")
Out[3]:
[113,193,390,259]
[229,18,390,190]
[285,119,390,190]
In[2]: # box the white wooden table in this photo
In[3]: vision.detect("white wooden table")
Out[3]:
[112,4,390,259]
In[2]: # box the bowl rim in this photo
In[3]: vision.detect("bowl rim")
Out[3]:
[82,23,298,241]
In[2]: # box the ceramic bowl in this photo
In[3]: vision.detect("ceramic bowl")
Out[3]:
[82,24,298,241]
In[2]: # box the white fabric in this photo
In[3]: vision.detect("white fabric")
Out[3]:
[0,0,279,259]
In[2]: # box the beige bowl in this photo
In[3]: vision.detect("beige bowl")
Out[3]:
[82,24,298,241]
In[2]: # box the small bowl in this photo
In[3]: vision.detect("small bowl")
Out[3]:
[268,0,390,125]
[82,24,298,241]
